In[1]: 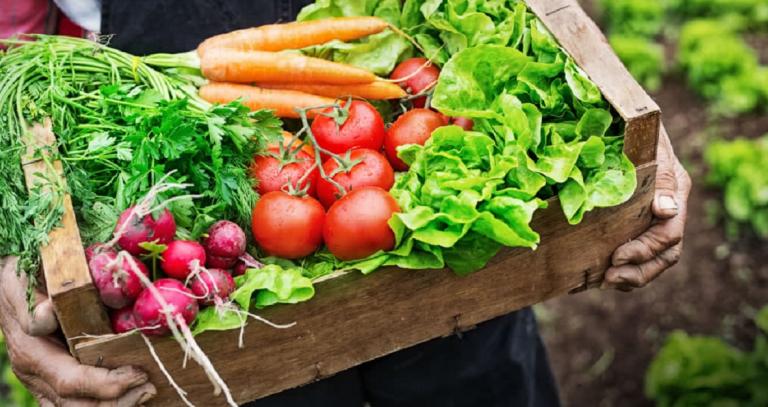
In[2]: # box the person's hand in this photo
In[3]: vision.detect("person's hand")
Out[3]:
[602,125,692,291]
[0,257,156,406]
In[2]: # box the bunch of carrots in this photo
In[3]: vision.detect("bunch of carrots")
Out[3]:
[197,17,407,118]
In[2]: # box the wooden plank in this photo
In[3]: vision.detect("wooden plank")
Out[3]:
[527,0,660,166]
[75,163,656,406]
[21,122,112,350]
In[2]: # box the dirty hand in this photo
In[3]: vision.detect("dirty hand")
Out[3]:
[603,125,692,291]
[0,257,156,406]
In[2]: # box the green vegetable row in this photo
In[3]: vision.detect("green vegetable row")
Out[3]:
[646,306,768,407]
[705,135,768,239]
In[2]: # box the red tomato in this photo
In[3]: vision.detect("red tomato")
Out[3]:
[310,100,386,157]
[252,191,325,259]
[316,149,395,208]
[324,187,400,261]
[250,147,318,196]
[452,117,474,131]
[384,109,447,171]
[391,57,441,108]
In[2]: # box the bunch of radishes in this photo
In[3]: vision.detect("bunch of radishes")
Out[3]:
[87,205,252,336]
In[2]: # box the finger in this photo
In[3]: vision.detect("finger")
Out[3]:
[603,244,683,289]
[57,383,157,407]
[652,131,680,220]
[16,370,60,405]
[116,382,157,407]
[611,216,684,266]
[42,361,150,400]
[0,258,59,336]
[3,313,148,401]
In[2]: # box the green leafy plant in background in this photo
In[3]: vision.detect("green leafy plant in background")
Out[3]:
[609,35,664,92]
[0,334,36,407]
[666,0,768,29]
[597,0,666,37]
[595,0,665,92]
[678,19,768,117]
[595,0,768,111]
[704,135,768,239]
[646,306,768,407]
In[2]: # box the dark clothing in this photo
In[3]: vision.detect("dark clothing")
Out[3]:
[100,2,561,406]
[101,0,314,55]
[248,309,559,407]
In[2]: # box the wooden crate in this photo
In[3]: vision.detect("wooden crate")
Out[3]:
[29,0,661,405]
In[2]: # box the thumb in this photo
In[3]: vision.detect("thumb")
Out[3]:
[652,130,679,220]
[0,257,59,336]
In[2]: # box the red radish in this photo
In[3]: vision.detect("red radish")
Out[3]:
[111,306,138,334]
[384,109,446,171]
[133,279,199,336]
[207,254,238,269]
[161,240,207,280]
[190,269,236,305]
[85,243,115,262]
[391,57,441,108]
[114,207,176,255]
[234,253,262,276]
[89,251,149,309]
[452,117,474,131]
[203,221,247,258]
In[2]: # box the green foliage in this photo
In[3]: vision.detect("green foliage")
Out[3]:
[646,306,768,406]
[678,19,768,116]
[0,36,281,298]
[704,135,768,238]
[609,35,664,92]
[297,0,636,275]
[0,334,36,407]
[598,0,666,37]
[667,0,768,29]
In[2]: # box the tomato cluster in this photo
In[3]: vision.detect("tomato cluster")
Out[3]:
[248,58,473,262]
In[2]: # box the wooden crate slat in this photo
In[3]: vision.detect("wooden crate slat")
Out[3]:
[75,163,656,406]
[21,122,112,350]
[526,0,661,166]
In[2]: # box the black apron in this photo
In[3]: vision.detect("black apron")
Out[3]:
[99,2,561,405]
[101,0,314,55]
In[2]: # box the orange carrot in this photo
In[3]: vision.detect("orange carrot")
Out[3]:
[199,82,336,118]
[200,48,378,85]
[198,17,389,56]
[258,81,407,100]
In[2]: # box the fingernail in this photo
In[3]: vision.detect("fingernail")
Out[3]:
[139,392,155,404]
[658,195,678,211]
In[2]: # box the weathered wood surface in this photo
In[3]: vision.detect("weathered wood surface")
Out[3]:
[75,163,656,405]
[527,0,660,166]
[21,122,112,351]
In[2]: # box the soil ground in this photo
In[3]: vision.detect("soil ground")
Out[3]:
[538,4,768,406]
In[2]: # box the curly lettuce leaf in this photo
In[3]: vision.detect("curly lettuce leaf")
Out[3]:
[298,0,413,76]
[232,265,315,310]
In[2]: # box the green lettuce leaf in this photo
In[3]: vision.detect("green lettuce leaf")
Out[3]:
[232,265,315,310]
